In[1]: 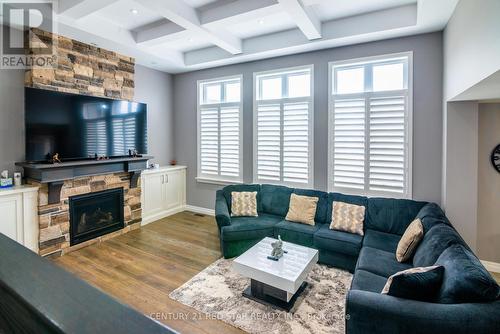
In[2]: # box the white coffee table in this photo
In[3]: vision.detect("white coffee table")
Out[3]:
[232,237,319,311]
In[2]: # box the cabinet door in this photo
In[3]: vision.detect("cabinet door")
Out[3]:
[0,194,23,243]
[164,170,184,211]
[142,173,165,217]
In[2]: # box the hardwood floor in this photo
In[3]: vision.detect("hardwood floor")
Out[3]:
[53,211,244,334]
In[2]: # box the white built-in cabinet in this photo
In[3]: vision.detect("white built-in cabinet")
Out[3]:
[0,186,39,252]
[141,166,186,225]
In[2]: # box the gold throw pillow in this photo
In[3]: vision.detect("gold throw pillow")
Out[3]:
[396,218,424,262]
[329,201,365,236]
[285,194,319,226]
[231,191,258,217]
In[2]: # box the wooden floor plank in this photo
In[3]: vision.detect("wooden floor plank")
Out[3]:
[53,211,244,334]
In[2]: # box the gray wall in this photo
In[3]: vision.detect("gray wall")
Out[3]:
[173,32,444,209]
[0,65,173,175]
[135,65,174,166]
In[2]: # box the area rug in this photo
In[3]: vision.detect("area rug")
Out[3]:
[169,258,353,334]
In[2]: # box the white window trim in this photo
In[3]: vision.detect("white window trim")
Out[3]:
[196,74,243,184]
[252,64,315,188]
[327,52,413,199]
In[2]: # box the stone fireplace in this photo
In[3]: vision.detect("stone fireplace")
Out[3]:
[27,172,142,257]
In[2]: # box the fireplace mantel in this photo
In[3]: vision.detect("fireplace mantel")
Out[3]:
[16,156,151,204]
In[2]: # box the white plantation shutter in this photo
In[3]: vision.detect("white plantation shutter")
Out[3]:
[254,65,313,187]
[331,98,365,190]
[369,96,407,193]
[86,120,107,156]
[283,102,310,184]
[198,76,242,182]
[256,103,281,181]
[199,107,220,176]
[329,53,412,198]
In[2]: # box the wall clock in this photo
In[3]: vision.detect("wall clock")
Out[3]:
[491,144,500,173]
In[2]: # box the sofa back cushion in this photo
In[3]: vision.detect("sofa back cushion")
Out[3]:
[327,193,367,224]
[222,184,261,213]
[416,202,450,233]
[366,198,427,235]
[436,244,500,303]
[260,184,293,217]
[413,224,468,268]
[293,188,328,224]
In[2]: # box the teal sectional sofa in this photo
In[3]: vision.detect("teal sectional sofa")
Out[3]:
[215,183,500,334]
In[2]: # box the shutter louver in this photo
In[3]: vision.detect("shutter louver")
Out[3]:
[86,120,107,157]
[369,96,406,194]
[200,107,219,175]
[283,102,310,184]
[332,98,365,190]
[220,107,240,177]
[257,103,281,181]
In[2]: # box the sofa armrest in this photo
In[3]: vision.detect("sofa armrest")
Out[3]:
[215,190,231,229]
[346,289,500,334]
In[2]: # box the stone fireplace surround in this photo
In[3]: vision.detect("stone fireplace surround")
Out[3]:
[27,172,142,257]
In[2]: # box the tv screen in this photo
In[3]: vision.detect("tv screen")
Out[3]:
[25,87,147,162]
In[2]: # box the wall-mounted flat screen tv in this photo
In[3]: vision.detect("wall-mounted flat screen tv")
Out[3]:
[25,87,147,162]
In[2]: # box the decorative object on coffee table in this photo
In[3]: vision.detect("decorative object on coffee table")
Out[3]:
[233,237,318,311]
[268,235,285,260]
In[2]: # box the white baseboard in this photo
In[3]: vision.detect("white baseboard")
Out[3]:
[184,205,215,216]
[481,260,500,273]
[141,206,186,226]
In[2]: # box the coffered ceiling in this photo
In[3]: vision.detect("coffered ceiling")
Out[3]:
[13,0,460,73]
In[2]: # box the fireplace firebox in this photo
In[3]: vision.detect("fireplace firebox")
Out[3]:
[69,188,124,246]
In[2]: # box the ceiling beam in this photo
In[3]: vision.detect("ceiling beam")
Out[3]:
[277,0,322,40]
[58,0,119,19]
[139,0,242,54]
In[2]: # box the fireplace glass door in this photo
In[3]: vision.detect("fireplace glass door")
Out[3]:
[69,188,124,245]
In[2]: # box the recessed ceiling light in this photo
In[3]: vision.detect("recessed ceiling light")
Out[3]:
[258,19,264,24]
[130,9,138,15]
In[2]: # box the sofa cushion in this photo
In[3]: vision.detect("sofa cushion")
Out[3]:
[436,244,500,304]
[416,202,450,232]
[356,246,412,278]
[362,229,401,253]
[366,198,427,235]
[260,184,293,217]
[327,192,367,223]
[413,224,468,268]
[230,191,258,217]
[330,201,366,236]
[293,188,329,224]
[222,184,261,213]
[313,224,363,257]
[221,213,281,242]
[274,220,321,247]
[285,193,319,226]
[351,269,388,293]
[382,265,444,302]
[396,218,424,263]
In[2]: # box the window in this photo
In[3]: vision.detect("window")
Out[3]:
[197,75,243,183]
[253,65,314,187]
[328,53,412,198]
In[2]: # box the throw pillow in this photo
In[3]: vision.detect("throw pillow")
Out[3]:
[330,201,365,236]
[381,265,444,302]
[285,194,319,226]
[231,191,258,217]
[436,244,500,303]
[396,218,424,262]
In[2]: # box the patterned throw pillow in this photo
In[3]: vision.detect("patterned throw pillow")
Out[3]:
[285,194,319,226]
[381,265,444,302]
[396,218,424,262]
[330,202,365,236]
[231,191,258,217]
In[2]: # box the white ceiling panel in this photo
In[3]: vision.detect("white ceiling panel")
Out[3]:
[52,0,458,73]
